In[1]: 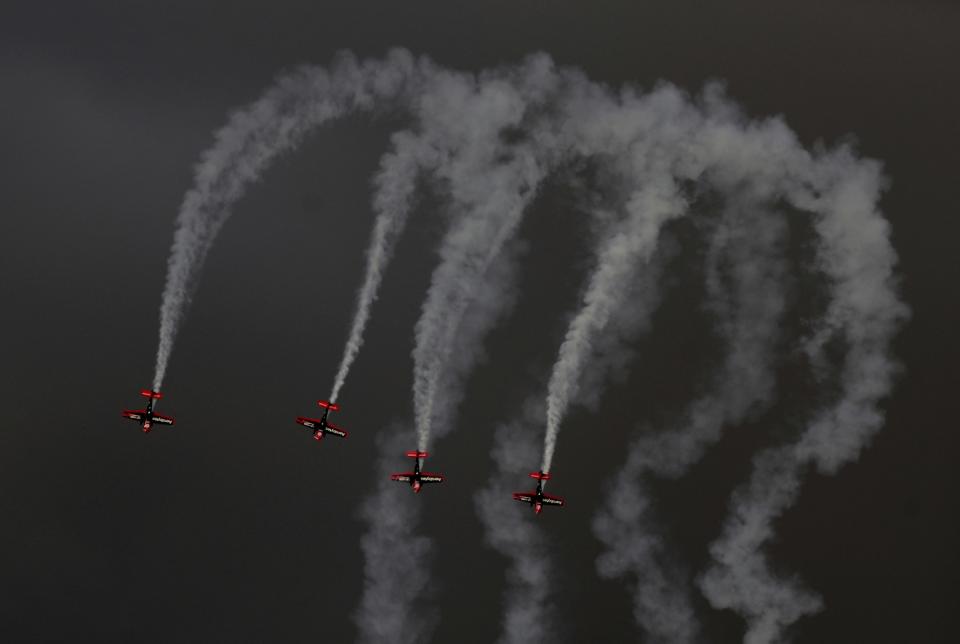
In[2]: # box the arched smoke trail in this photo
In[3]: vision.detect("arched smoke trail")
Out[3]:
[699,151,909,643]
[152,50,421,391]
[410,57,564,452]
[328,130,436,403]
[541,178,686,473]
[592,196,789,644]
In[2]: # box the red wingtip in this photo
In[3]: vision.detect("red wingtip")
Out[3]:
[405,450,428,459]
[529,471,551,480]
[317,400,340,411]
[140,389,162,399]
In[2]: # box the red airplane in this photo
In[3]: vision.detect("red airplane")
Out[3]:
[295,399,348,442]
[121,389,175,433]
[390,451,444,493]
[512,471,565,514]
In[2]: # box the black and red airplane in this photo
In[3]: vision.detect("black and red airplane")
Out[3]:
[391,451,444,493]
[121,389,175,433]
[512,471,565,514]
[295,399,347,442]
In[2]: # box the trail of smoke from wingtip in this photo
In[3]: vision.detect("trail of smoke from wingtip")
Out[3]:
[328,132,429,403]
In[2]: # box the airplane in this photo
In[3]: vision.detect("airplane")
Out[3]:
[295,399,348,442]
[121,389,175,433]
[390,451,444,493]
[512,471,565,514]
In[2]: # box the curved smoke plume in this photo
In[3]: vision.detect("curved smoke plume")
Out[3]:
[328,130,436,403]
[593,197,789,643]
[152,49,422,391]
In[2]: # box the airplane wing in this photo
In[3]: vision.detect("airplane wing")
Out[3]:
[152,414,175,426]
[391,474,413,482]
[512,492,535,503]
[420,475,444,484]
[122,410,145,421]
[296,417,318,429]
[541,495,564,506]
[325,423,347,438]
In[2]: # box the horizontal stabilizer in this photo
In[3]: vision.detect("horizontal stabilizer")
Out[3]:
[529,471,551,481]
[405,450,428,459]
[317,400,340,411]
[140,389,163,399]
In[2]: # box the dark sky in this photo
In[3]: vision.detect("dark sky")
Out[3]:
[1,1,957,642]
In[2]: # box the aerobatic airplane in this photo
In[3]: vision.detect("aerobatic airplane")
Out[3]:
[121,389,175,433]
[512,471,565,514]
[391,451,444,493]
[295,399,348,442]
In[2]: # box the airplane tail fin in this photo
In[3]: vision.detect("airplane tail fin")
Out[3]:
[405,450,428,459]
[317,400,340,411]
[529,471,551,481]
[140,389,163,399]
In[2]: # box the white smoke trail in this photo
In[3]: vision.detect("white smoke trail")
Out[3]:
[328,130,436,403]
[593,197,789,643]
[152,50,421,391]
[541,180,687,472]
[699,151,909,643]
[410,56,563,451]
[355,55,564,643]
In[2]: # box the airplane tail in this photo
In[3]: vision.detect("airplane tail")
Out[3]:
[140,389,163,399]
[405,450,428,459]
[529,471,551,481]
[317,400,340,411]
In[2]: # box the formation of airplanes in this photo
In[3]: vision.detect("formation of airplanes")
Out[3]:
[121,389,565,513]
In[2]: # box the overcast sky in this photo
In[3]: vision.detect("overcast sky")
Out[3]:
[0,2,957,642]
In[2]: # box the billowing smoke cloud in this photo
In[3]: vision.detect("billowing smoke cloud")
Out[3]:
[155,48,906,642]
[152,50,421,391]
[699,153,909,643]
[328,130,436,403]
[593,197,789,643]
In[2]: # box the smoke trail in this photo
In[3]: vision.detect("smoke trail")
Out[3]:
[355,55,564,643]
[541,179,687,472]
[699,151,909,643]
[152,50,420,391]
[475,400,558,644]
[593,197,789,643]
[410,56,564,451]
[328,130,436,403]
